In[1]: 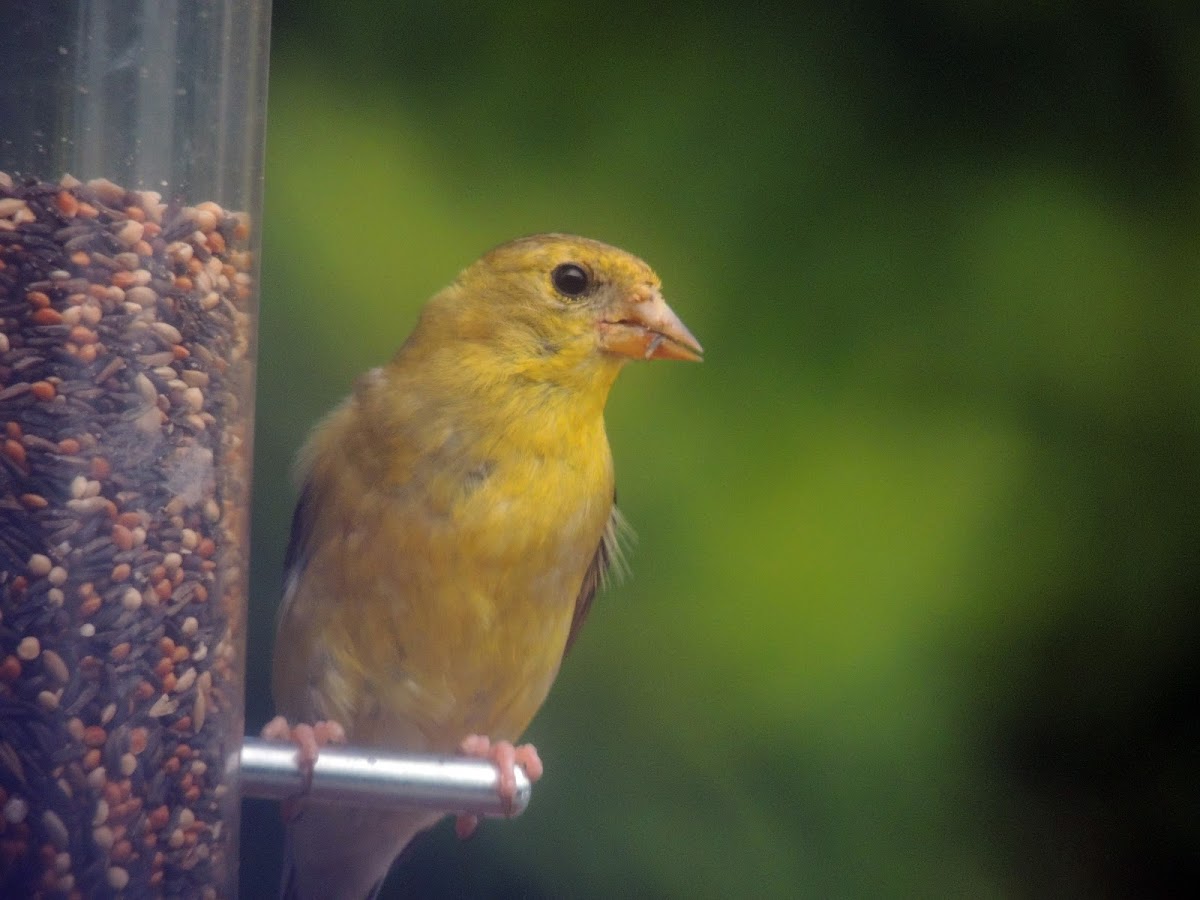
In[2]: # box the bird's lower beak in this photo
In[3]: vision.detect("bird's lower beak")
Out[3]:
[598,291,703,363]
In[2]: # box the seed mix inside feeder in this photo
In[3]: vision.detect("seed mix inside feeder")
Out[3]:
[0,172,254,897]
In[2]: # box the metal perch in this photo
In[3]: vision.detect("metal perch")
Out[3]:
[239,737,532,817]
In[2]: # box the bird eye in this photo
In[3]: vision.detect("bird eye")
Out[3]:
[551,262,591,298]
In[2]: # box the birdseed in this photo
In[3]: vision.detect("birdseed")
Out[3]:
[0,173,253,897]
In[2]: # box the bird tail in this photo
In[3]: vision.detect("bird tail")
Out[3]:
[279,839,385,900]
[278,805,440,900]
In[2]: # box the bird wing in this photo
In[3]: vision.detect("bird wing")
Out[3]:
[278,479,316,626]
[563,497,631,655]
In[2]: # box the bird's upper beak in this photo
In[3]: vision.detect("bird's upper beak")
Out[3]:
[597,287,704,363]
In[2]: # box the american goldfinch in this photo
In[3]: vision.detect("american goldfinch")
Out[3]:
[268,233,701,899]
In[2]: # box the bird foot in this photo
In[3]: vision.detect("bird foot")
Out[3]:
[261,716,347,819]
[454,735,544,838]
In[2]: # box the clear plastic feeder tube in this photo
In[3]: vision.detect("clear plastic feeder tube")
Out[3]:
[0,2,271,895]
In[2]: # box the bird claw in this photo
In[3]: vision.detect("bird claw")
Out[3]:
[455,734,543,838]
[263,716,347,772]
[261,716,347,819]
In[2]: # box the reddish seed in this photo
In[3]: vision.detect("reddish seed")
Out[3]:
[26,290,51,308]
[148,805,169,830]
[57,438,80,454]
[129,728,148,754]
[110,643,130,662]
[70,250,90,266]
[5,422,20,439]
[20,493,47,509]
[56,191,79,216]
[0,656,21,681]
[4,439,26,466]
[111,524,134,551]
[82,749,101,770]
[111,563,131,582]
[30,381,56,401]
[30,307,61,325]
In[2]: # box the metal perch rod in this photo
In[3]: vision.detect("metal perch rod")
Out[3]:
[239,737,531,817]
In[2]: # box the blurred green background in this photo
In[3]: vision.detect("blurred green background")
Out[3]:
[241,2,1200,897]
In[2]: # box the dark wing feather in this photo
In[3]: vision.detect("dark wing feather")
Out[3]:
[283,482,314,577]
[563,496,630,656]
[277,480,316,626]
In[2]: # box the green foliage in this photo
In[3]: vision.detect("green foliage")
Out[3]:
[243,3,1200,897]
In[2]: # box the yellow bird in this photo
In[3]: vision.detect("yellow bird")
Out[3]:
[268,233,702,899]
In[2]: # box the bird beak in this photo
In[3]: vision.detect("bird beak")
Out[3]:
[598,288,704,363]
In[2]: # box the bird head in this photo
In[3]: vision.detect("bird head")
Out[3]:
[415,234,702,395]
